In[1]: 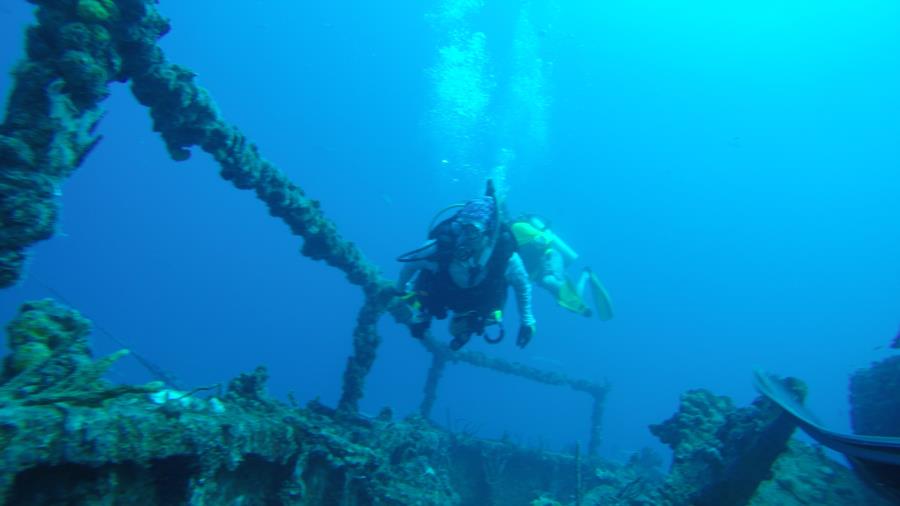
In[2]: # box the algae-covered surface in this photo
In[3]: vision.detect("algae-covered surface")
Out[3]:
[0,299,891,504]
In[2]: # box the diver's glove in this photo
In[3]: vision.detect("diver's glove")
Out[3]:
[516,323,536,348]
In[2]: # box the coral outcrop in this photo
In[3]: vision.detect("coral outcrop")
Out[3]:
[647,386,799,505]
[643,379,891,506]
[749,440,889,506]
[76,0,118,23]
[849,355,900,437]
[0,300,592,505]
[2,298,91,379]
[0,300,891,505]
[0,299,160,411]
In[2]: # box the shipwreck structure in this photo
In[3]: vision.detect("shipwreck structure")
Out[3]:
[0,0,611,456]
[0,1,895,505]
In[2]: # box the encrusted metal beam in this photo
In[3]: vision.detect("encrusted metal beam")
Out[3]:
[419,335,610,454]
[420,347,448,417]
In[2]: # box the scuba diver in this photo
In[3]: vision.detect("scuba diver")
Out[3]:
[510,214,614,320]
[396,181,537,350]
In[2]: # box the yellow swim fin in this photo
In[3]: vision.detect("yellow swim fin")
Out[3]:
[588,271,614,321]
[557,280,592,317]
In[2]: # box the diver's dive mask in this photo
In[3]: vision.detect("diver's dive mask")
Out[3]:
[452,221,486,261]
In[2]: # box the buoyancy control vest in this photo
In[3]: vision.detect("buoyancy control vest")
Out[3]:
[415,220,517,320]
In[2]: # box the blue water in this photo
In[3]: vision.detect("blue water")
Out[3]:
[1,0,899,462]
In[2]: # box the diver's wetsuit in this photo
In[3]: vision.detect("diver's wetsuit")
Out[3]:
[512,220,566,292]
[397,229,536,331]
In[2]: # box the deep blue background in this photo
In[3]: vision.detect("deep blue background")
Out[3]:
[1,0,899,462]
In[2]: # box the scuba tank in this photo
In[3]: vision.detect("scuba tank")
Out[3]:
[528,215,579,265]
